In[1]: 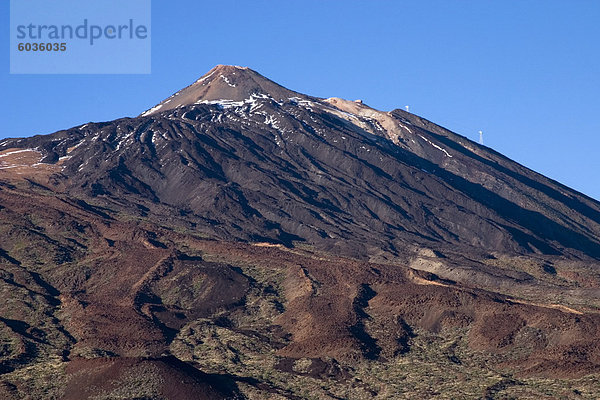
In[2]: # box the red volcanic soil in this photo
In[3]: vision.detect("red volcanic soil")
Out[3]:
[64,356,242,400]
[0,178,598,398]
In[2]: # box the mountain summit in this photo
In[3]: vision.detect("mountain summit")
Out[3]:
[141,65,304,116]
[1,66,600,398]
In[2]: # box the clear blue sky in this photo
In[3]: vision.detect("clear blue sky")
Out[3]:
[2,1,599,200]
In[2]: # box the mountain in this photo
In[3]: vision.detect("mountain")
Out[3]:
[0,66,599,399]
[140,65,307,116]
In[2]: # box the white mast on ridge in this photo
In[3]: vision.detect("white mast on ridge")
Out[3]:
[479,130,484,145]
[405,105,409,112]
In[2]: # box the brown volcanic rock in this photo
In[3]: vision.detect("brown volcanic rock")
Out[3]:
[140,65,306,117]
[64,356,242,400]
[0,184,598,396]
[1,66,600,398]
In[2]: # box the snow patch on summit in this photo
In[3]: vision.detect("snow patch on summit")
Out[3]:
[194,70,216,85]
[220,75,236,87]
[194,93,272,109]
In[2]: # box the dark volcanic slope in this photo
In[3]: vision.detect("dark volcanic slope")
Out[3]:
[2,65,599,261]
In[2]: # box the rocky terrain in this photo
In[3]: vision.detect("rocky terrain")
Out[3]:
[0,65,599,399]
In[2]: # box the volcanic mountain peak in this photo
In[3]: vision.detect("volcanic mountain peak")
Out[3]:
[4,66,600,397]
[3,64,600,264]
[140,64,303,117]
